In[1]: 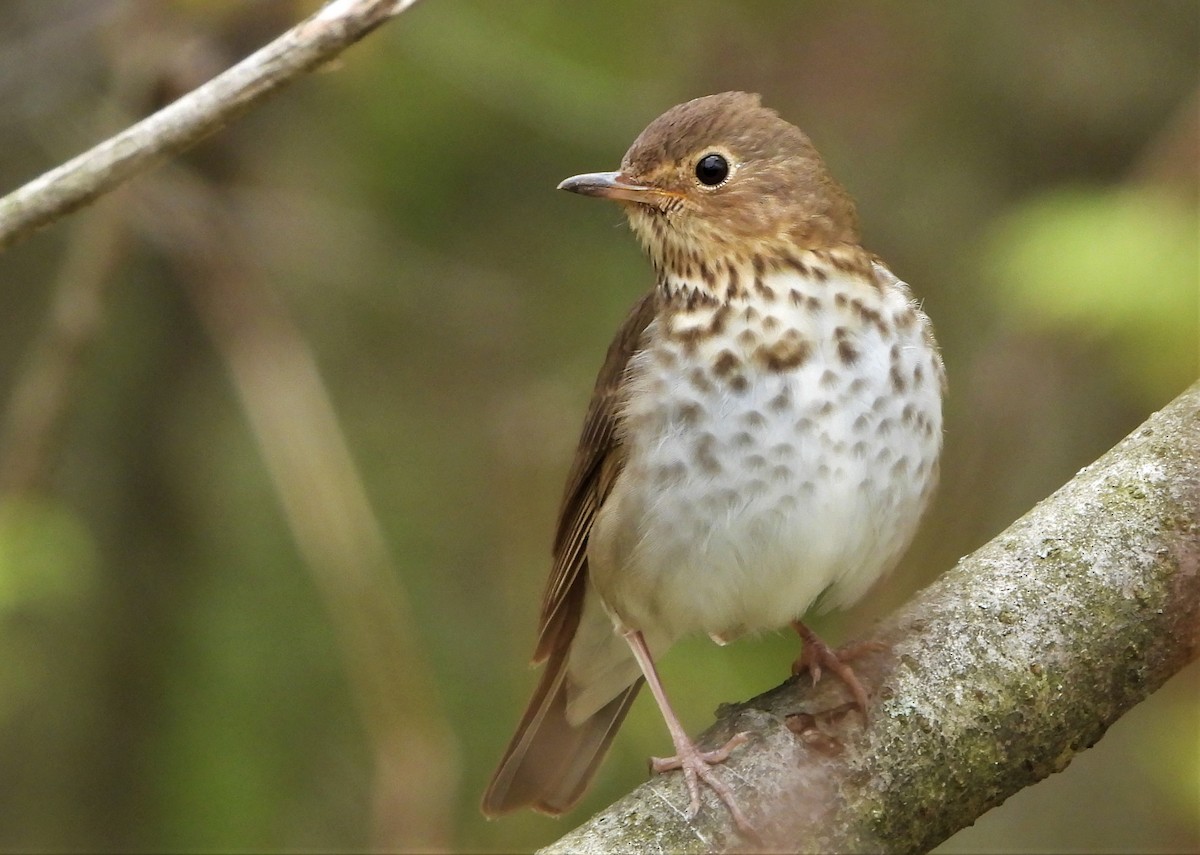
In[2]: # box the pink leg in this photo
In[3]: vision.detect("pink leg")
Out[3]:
[790,621,883,715]
[623,629,754,835]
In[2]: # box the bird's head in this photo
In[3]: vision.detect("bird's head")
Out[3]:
[559,92,860,280]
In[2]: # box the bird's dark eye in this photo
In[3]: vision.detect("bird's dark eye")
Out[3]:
[695,153,730,186]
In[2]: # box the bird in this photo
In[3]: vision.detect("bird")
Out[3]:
[481,91,943,833]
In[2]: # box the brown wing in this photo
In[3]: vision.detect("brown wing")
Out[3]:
[482,290,658,816]
[532,288,658,663]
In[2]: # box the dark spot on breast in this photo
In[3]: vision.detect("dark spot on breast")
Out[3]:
[835,293,848,308]
[737,328,758,348]
[743,410,767,428]
[762,315,780,332]
[768,386,792,412]
[852,440,868,458]
[683,286,719,311]
[726,265,740,299]
[784,252,811,277]
[745,479,769,500]
[657,348,678,369]
[694,432,721,474]
[690,367,714,394]
[913,364,925,387]
[771,442,794,458]
[713,349,740,377]
[770,464,792,481]
[755,336,812,372]
[789,289,804,307]
[708,304,731,336]
[733,431,755,447]
[744,453,767,470]
[852,298,887,333]
[828,250,875,278]
[837,339,859,366]
[676,401,704,424]
[890,365,907,393]
[728,374,749,393]
[853,414,870,432]
[754,278,777,301]
[655,461,687,486]
[671,324,704,354]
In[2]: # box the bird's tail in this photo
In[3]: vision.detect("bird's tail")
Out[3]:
[481,642,642,816]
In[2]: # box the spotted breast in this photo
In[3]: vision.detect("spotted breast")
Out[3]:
[587,247,943,655]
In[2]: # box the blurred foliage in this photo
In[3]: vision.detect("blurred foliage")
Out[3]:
[0,498,95,612]
[0,0,1196,852]
[987,187,1198,405]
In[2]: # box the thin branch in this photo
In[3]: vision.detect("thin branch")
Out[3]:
[542,381,1200,854]
[0,0,422,252]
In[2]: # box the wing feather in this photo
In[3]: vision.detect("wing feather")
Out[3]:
[533,289,658,662]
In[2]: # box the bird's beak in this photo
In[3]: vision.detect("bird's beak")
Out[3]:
[557,171,675,207]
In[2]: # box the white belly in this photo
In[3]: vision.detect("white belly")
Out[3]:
[587,265,943,643]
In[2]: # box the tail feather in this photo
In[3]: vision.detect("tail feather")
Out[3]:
[482,645,642,816]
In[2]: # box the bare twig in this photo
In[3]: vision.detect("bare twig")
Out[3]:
[0,0,422,252]
[542,381,1200,854]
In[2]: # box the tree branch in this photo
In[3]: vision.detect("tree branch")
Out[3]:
[0,0,422,252]
[541,381,1200,854]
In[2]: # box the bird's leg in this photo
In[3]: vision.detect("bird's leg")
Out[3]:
[790,620,884,715]
[622,629,754,835]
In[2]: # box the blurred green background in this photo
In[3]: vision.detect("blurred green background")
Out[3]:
[0,0,1196,852]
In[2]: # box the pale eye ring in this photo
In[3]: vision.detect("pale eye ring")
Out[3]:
[695,153,730,187]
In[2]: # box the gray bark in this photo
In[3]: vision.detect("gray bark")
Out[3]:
[541,380,1200,854]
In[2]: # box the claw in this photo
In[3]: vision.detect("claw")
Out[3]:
[791,622,885,715]
[651,731,754,832]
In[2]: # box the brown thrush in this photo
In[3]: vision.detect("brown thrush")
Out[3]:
[482,92,944,833]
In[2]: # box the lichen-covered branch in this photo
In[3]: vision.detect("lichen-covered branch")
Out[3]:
[542,381,1200,855]
[0,0,422,252]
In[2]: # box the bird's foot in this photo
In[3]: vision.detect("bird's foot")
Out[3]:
[790,621,886,715]
[650,731,754,835]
